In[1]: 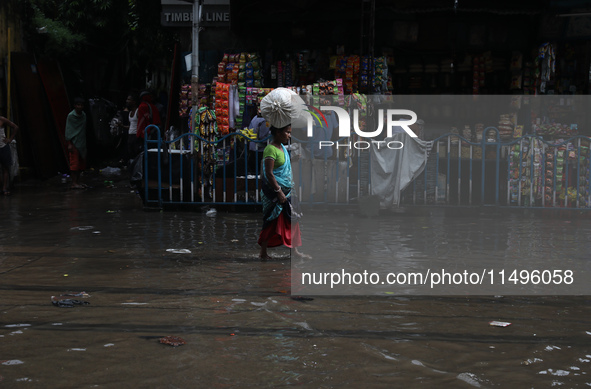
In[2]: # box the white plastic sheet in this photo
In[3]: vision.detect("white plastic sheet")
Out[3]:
[370,133,433,207]
[260,87,308,129]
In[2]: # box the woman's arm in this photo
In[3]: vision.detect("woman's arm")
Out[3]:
[264,157,287,204]
[0,116,19,144]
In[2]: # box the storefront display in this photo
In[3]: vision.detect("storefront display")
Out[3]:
[177,49,389,138]
[508,138,590,207]
[155,34,591,209]
[178,84,191,118]
[536,42,556,94]
[192,106,218,200]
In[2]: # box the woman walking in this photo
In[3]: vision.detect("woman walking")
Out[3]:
[258,124,303,260]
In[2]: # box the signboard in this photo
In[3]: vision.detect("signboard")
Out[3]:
[161,0,230,27]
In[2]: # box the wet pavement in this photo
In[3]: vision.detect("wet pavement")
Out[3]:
[1,170,590,387]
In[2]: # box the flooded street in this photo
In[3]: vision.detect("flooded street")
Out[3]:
[1,174,590,388]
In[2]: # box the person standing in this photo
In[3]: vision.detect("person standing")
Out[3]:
[0,115,19,195]
[247,106,271,173]
[137,90,161,143]
[65,97,88,189]
[123,94,140,161]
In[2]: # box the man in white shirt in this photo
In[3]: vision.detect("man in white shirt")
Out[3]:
[124,94,139,161]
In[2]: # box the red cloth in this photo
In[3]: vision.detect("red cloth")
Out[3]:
[136,100,161,139]
[67,141,86,171]
[258,212,302,248]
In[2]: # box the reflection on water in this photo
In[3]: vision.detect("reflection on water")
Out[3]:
[0,184,590,387]
[297,208,591,295]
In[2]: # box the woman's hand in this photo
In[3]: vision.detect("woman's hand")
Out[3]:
[277,189,287,204]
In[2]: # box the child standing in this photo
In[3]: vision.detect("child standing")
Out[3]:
[65,98,88,189]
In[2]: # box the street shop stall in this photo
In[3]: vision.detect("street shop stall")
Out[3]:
[142,40,591,209]
[144,92,591,210]
[401,94,591,209]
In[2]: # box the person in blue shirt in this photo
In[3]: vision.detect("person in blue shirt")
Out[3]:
[307,103,338,159]
[247,106,271,173]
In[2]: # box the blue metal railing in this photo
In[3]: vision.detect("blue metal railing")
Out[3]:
[141,125,591,209]
[143,125,274,207]
[401,130,591,209]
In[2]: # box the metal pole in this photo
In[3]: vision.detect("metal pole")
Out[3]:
[369,0,375,92]
[7,27,12,121]
[190,0,201,155]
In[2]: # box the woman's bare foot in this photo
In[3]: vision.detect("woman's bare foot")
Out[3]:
[259,241,270,261]
[294,248,311,259]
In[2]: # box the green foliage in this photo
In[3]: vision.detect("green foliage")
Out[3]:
[23,0,131,56]
[31,5,84,54]
[128,0,139,31]
[55,0,115,32]
[22,0,172,57]
[20,0,178,93]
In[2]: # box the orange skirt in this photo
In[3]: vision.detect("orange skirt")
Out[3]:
[68,142,86,171]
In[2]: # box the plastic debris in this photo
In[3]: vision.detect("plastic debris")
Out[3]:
[291,296,314,302]
[206,208,217,217]
[159,336,186,347]
[1,360,24,366]
[166,249,192,254]
[60,292,90,298]
[51,297,90,308]
[70,226,94,231]
[457,372,483,387]
[100,166,121,176]
[489,321,511,327]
